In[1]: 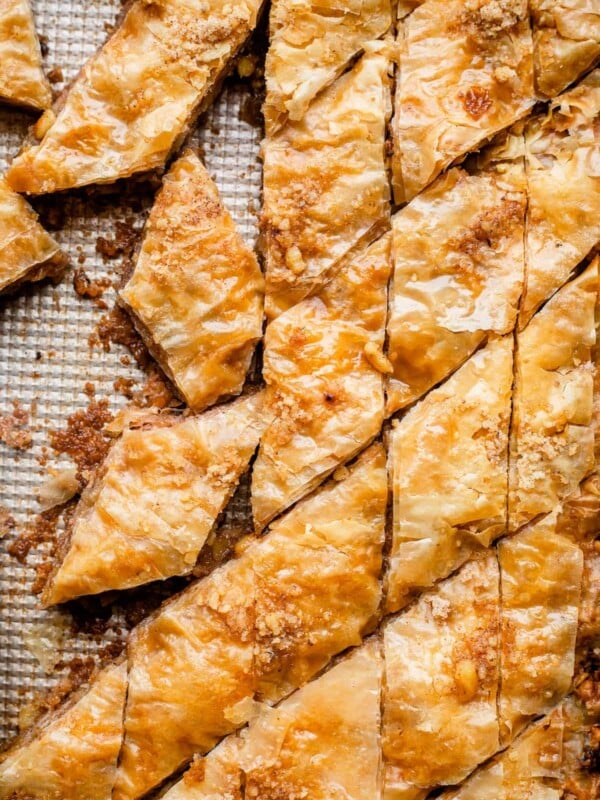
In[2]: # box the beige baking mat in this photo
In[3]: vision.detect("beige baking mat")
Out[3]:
[0,0,263,742]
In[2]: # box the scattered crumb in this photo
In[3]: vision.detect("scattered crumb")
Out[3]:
[0,401,33,451]
[18,656,97,731]
[83,382,95,397]
[46,66,64,84]
[91,306,150,370]
[73,268,112,302]
[0,506,15,539]
[49,400,113,485]
[95,220,138,267]
[7,506,63,564]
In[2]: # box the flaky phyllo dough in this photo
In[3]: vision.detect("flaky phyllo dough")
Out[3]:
[4,1,600,799]
[263,0,392,132]
[261,42,392,318]
[42,394,268,605]
[0,0,51,110]
[120,151,264,412]
[5,0,266,193]
[0,178,65,294]
[252,235,390,531]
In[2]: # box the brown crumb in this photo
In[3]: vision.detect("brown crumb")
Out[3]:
[0,506,15,539]
[49,400,113,485]
[0,401,33,451]
[32,561,53,594]
[83,382,95,397]
[113,376,136,400]
[90,306,151,370]
[73,268,111,300]
[7,506,63,564]
[46,66,63,84]
[95,221,138,266]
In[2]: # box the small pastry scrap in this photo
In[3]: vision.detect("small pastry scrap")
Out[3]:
[42,393,267,605]
[0,0,51,110]
[438,693,600,799]
[382,553,500,799]
[5,0,265,194]
[115,444,386,800]
[498,512,583,742]
[386,336,513,613]
[252,235,390,531]
[261,44,392,319]
[520,70,600,326]
[0,662,127,800]
[0,178,65,295]
[530,0,600,98]
[161,739,244,800]
[392,0,534,203]
[120,151,264,412]
[509,261,597,533]
[241,640,383,800]
[386,152,526,414]
[263,0,392,132]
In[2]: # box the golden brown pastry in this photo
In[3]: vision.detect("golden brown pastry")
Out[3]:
[392,0,534,203]
[264,0,392,132]
[509,261,597,532]
[114,444,386,800]
[161,739,243,800]
[382,553,500,799]
[261,43,391,319]
[5,0,265,194]
[252,235,390,531]
[0,0,51,110]
[0,662,127,800]
[439,695,600,799]
[241,640,383,800]
[0,177,65,295]
[252,443,386,703]
[120,151,264,412]
[531,0,600,97]
[386,336,512,613]
[43,394,268,605]
[520,71,600,326]
[386,159,526,414]
[498,513,583,742]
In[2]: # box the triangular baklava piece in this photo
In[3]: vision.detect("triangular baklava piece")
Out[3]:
[383,553,500,799]
[241,640,382,799]
[520,71,600,326]
[386,336,512,613]
[43,394,267,605]
[509,261,597,532]
[264,0,392,132]
[530,0,600,98]
[0,0,51,110]
[498,512,583,742]
[392,0,534,202]
[0,178,65,295]
[115,445,386,800]
[252,235,390,531]
[120,151,264,412]
[0,663,126,800]
[6,0,265,194]
[386,143,526,414]
[261,43,391,318]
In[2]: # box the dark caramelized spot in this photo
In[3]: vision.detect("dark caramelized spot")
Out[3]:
[459,86,493,120]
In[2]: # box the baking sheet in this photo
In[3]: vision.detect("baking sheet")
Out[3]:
[0,0,263,743]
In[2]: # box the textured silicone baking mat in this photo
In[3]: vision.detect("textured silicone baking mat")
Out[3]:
[0,0,263,743]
